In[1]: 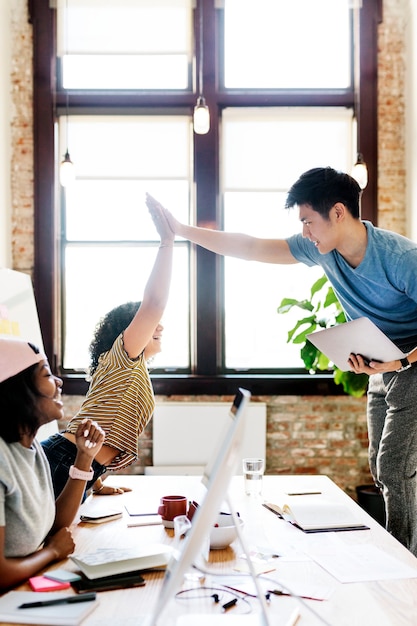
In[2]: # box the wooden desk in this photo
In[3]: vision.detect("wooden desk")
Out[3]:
[5,475,417,625]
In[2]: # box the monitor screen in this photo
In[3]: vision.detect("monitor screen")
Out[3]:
[149,388,251,625]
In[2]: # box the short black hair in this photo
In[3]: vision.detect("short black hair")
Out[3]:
[0,364,42,442]
[89,301,141,376]
[285,166,362,219]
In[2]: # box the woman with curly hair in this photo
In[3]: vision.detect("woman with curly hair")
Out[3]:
[0,338,104,590]
[41,194,174,498]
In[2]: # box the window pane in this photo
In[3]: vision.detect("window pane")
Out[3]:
[224,0,351,89]
[60,116,191,179]
[222,108,354,190]
[63,246,189,371]
[222,108,354,369]
[63,55,189,90]
[60,114,191,372]
[58,0,192,89]
[65,180,189,241]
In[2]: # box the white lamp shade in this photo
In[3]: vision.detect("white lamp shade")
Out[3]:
[60,151,75,187]
[352,160,368,190]
[193,99,210,135]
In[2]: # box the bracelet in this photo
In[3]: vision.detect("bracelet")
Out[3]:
[159,244,174,249]
[69,465,94,481]
[93,484,105,494]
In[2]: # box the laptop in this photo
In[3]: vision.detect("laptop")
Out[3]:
[306,317,405,372]
[138,388,272,626]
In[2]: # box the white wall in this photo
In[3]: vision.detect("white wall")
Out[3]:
[406,0,417,240]
[0,0,12,268]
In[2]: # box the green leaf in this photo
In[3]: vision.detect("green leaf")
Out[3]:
[292,325,317,344]
[277,298,314,314]
[310,275,328,298]
[316,351,331,370]
[287,316,317,342]
[333,369,369,397]
[335,311,347,324]
[300,341,319,370]
[323,287,340,308]
[277,298,300,314]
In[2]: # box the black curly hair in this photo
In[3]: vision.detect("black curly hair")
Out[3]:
[88,301,141,376]
[0,364,43,442]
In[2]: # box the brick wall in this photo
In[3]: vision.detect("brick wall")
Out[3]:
[10,0,34,273]
[378,0,408,234]
[8,0,408,496]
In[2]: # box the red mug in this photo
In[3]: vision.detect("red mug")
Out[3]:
[158,495,188,528]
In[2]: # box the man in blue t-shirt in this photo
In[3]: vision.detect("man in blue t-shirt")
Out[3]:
[155,166,417,556]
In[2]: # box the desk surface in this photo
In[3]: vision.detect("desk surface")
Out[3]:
[5,475,417,626]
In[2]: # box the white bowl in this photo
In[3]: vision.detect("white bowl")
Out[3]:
[209,514,244,550]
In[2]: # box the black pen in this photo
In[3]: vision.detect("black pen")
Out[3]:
[286,491,322,496]
[18,592,97,609]
[124,506,158,516]
[222,598,238,611]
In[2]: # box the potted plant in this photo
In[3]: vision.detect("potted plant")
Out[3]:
[277,274,369,397]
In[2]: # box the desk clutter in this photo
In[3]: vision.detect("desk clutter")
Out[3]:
[5,474,417,626]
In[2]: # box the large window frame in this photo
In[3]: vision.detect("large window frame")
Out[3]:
[30,0,382,396]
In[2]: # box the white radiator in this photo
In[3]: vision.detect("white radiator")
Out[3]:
[145,401,266,475]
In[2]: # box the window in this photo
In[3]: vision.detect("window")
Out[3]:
[32,0,379,395]
[58,0,192,89]
[222,107,354,370]
[61,115,190,371]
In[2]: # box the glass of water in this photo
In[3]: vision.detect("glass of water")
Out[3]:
[242,457,265,496]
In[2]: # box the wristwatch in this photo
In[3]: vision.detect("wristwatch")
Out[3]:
[396,356,412,373]
[69,465,94,481]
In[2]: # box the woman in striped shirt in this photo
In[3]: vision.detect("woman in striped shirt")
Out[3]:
[41,194,174,498]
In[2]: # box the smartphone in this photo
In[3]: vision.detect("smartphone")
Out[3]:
[44,569,82,583]
[72,571,146,594]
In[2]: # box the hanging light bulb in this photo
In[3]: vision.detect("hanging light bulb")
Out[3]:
[352,152,368,190]
[193,0,210,135]
[194,96,210,134]
[59,0,75,187]
[60,149,75,187]
[351,5,367,191]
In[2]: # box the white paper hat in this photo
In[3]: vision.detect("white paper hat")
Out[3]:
[0,337,46,383]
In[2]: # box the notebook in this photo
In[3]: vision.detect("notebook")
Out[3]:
[263,499,369,533]
[70,544,172,579]
[0,590,98,625]
[306,317,405,371]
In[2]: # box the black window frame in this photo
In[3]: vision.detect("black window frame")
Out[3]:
[30,0,382,396]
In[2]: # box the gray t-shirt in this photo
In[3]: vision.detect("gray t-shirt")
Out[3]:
[286,220,417,342]
[0,437,55,557]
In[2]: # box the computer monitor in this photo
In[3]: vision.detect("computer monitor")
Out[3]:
[148,388,252,625]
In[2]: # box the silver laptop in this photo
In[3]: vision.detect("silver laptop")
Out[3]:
[306,317,405,372]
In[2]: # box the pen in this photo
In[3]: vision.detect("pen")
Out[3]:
[267,589,322,602]
[286,491,322,496]
[18,592,97,609]
[129,512,158,516]
[222,598,238,611]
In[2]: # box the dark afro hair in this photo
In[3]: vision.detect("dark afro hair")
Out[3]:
[89,301,141,376]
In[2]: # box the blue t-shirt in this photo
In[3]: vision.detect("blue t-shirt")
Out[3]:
[286,221,417,343]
